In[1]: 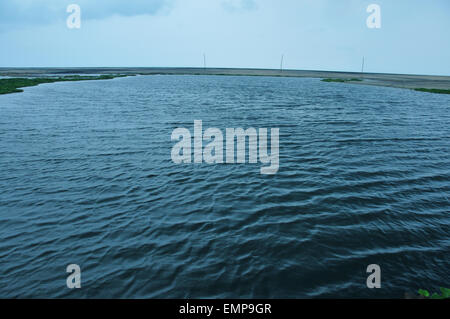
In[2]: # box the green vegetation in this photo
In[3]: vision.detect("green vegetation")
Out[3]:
[418,287,450,299]
[320,79,450,94]
[0,74,128,95]
[414,88,450,94]
[322,78,363,83]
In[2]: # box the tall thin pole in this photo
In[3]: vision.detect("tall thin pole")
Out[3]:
[280,54,284,73]
[361,56,365,75]
[203,53,206,70]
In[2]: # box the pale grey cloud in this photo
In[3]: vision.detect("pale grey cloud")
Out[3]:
[0,0,174,25]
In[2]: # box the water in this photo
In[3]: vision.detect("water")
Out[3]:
[0,75,449,298]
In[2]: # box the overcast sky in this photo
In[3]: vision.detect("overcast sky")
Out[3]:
[1,0,449,75]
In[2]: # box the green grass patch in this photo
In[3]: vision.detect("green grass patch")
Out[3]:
[322,78,363,83]
[418,287,450,299]
[0,74,128,95]
[414,88,450,94]
[322,78,362,83]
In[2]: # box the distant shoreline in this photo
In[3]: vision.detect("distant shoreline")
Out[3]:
[1,67,450,93]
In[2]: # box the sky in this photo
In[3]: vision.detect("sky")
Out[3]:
[0,0,449,75]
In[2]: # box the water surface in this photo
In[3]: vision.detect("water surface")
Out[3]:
[0,75,449,298]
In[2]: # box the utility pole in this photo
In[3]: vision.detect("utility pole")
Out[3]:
[361,56,365,77]
[280,54,284,73]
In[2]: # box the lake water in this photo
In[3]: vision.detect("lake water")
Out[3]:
[0,75,449,298]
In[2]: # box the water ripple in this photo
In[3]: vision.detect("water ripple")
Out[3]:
[0,76,449,298]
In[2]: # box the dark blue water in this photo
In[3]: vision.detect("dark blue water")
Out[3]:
[0,75,449,298]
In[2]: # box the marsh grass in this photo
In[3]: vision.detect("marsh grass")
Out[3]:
[322,78,363,83]
[0,75,128,95]
[418,287,450,299]
[321,79,450,95]
[414,88,450,94]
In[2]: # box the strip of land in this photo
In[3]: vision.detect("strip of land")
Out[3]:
[322,78,362,83]
[0,74,128,95]
[413,88,450,94]
[1,67,450,94]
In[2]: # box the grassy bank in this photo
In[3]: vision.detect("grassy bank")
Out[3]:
[0,74,128,95]
[414,88,450,94]
[322,78,363,83]
[321,78,450,94]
